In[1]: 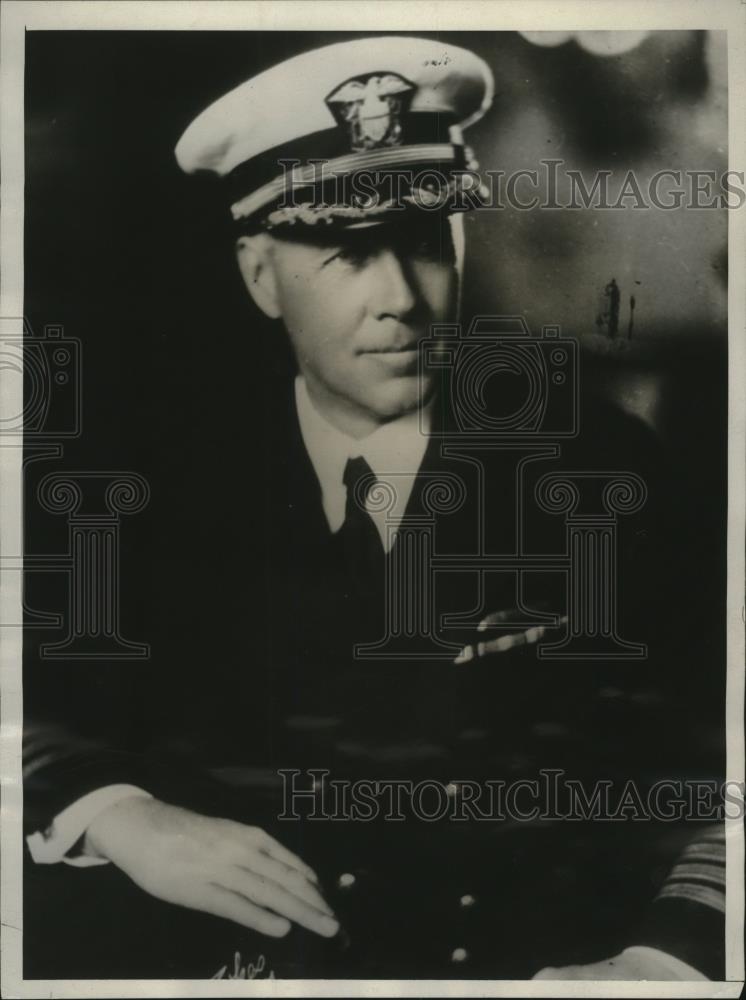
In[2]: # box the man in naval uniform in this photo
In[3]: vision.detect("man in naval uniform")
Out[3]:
[23,36,725,981]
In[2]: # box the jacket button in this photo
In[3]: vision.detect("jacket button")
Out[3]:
[337,872,356,889]
[459,893,476,908]
[451,947,469,963]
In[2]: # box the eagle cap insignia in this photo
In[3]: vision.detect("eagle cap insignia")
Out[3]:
[326,72,415,151]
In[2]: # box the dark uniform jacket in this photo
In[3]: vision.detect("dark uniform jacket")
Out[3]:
[23,372,725,980]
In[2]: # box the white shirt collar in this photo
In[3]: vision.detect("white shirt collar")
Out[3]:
[295,376,432,548]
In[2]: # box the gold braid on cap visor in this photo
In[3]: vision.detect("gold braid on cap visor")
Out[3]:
[229,139,484,225]
[260,174,488,230]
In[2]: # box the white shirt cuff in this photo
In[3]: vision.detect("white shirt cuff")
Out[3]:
[26,784,153,867]
[621,946,709,981]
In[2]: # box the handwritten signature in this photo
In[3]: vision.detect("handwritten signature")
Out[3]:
[212,951,275,980]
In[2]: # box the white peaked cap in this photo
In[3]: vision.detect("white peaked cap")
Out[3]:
[175,36,494,229]
[176,36,494,175]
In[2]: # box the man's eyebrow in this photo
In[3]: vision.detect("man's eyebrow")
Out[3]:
[318,235,380,260]
[272,230,363,252]
[273,222,451,255]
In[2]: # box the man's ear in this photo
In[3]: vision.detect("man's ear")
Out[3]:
[236,234,281,319]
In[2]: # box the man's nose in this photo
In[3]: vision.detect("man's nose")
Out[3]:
[368,249,419,320]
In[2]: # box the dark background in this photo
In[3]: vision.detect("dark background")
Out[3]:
[24,28,728,689]
[21,29,729,980]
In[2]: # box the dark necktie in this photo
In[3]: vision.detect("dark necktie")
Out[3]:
[338,456,386,588]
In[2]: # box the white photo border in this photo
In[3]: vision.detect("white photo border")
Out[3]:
[1,2,743,997]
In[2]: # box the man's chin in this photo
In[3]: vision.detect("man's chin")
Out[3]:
[367,378,435,422]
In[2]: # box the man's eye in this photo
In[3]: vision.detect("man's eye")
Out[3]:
[322,247,368,268]
[413,239,440,258]
[411,235,451,261]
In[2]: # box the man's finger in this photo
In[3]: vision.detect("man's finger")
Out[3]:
[480,624,541,654]
[239,852,335,917]
[255,830,320,884]
[456,627,537,662]
[202,883,292,937]
[477,608,518,631]
[455,616,569,663]
[533,966,564,979]
[477,602,552,632]
[532,967,553,979]
[225,868,339,938]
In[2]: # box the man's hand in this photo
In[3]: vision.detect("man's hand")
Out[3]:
[533,947,707,981]
[84,796,339,939]
[454,607,568,664]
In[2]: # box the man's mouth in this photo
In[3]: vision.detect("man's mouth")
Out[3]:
[361,343,422,373]
[362,344,419,354]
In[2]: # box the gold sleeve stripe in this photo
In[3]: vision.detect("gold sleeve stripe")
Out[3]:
[656,882,726,913]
